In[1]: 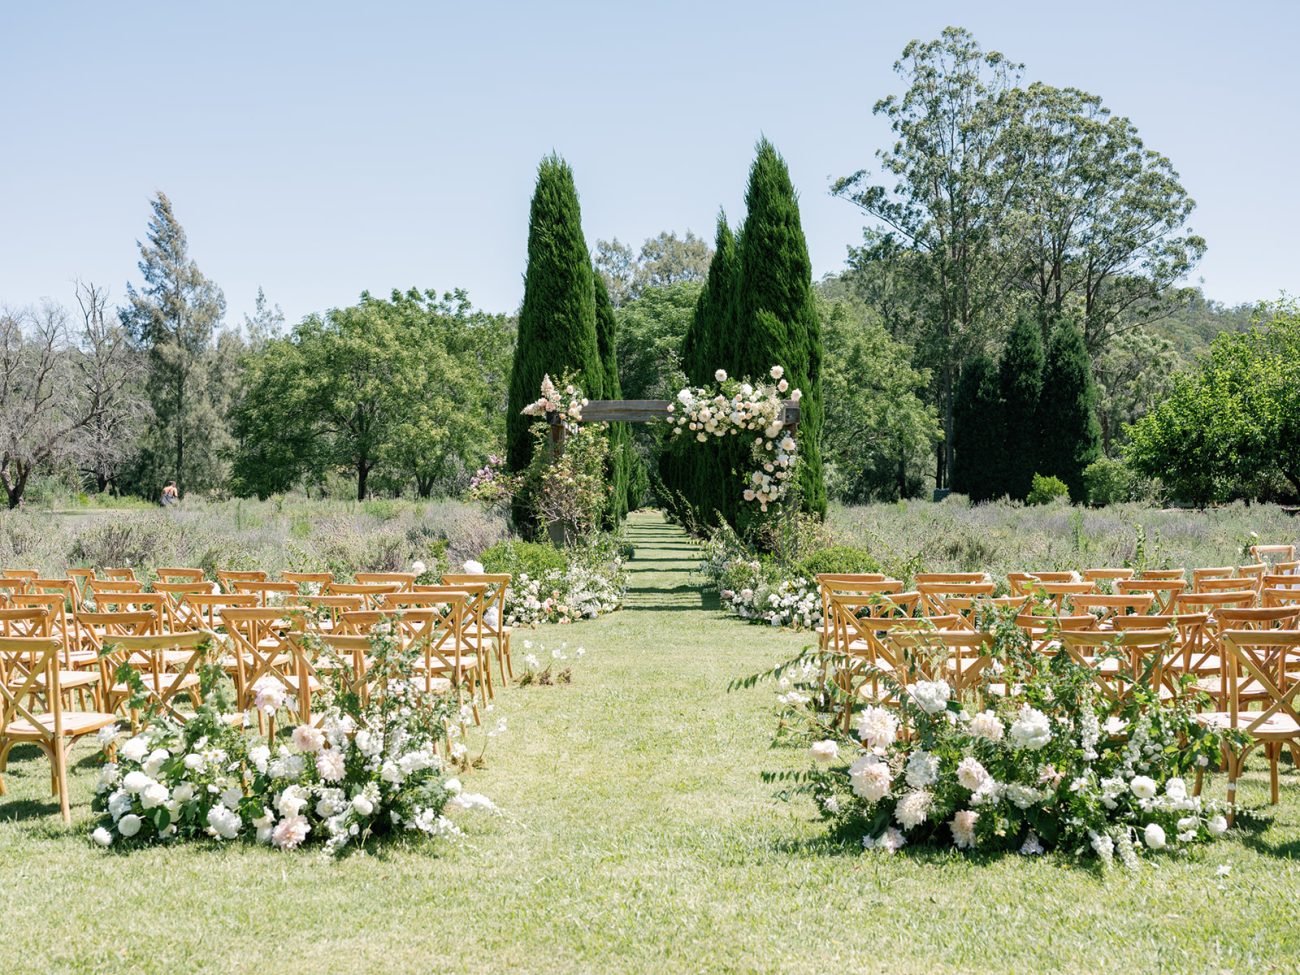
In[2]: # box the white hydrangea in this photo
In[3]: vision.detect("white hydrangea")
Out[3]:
[1009,705,1052,751]
[894,790,933,831]
[904,750,939,789]
[849,754,893,802]
[856,706,899,749]
[907,680,951,716]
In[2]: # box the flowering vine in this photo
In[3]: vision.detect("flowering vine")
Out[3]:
[521,374,587,434]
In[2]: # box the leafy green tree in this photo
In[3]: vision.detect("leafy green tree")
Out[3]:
[119,192,228,495]
[1093,327,1179,454]
[820,294,940,501]
[1126,304,1300,504]
[951,354,1002,502]
[997,311,1045,499]
[506,155,605,529]
[594,230,713,307]
[616,281,701,400]
[1035,321,1102,501]
[732,138,825,520]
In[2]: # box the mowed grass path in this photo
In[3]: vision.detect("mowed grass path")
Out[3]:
[1,511,1298,974]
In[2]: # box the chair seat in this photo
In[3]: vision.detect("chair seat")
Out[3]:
[464,624,510,636]
[410,655,480,673]
[1196,710,1300,738]
[111,673,200,695]
[4,711,118,739]
[10,670,101,691]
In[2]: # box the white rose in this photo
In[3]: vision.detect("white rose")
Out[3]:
[714,369,727,382]
[904,750,939,789]
[140,782,170,810]
[120,737,149,763]
[351,795,374,817]
[412,560,428,575]
[1165,777,1188,801]
[183,753,206,772]
[121,770,152,795]
[808,740,839,765]
[969,710,1005,742]
[142,749,170,778]
[1009,706,1052,751]
[91,826,114,847]
[956,756,989,791]
[1206,815,1228,837]
[1130,775,1158,801]
[907,680,951,716]
[117,813,142,838]
[1143,822,1166,850]
[770,365,784,380]
[173,783,195,804]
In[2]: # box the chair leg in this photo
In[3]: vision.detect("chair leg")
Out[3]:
[1269,742,1281,805]
[52,739,71,824]
[1225,751,1242,826]
[502,633,513,680]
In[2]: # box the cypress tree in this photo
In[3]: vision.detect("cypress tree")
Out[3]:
[730,139,825,521]
[951,354,1003,502]
[593,273,630,525]
[506,155,605,529]
[1036,321,1102,502]
[997,310,1045,500]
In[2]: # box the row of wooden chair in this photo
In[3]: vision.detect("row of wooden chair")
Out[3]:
[0,568,517,822]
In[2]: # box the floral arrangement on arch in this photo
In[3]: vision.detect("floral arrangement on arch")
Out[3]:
[763,610,1237,866]
[90,630,496,855]
[521,374,588,432]
[667,366,801,511]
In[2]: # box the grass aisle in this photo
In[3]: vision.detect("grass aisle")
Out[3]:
[1,510,1297,974]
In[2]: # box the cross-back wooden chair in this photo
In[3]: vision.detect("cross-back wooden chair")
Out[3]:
[75,610,160,679]
[90,592,166,634]
[914,572,989,585]
[325,581,403,609]
[1250,544,1297,566]
[180,592,260,632]
[0,635,117,822]
[1035,581,1099,613]
[1237,562,1268,591]
[1,569,38,581]
[1015,612,1098,656]
[1205,607,1300,706]
[0,606,100,709]
[1071,592,1156,627]
[916,580,996,617]
[888,628,995,703]
[1139,568,1187,582]
[1174,590,1258,620]
[355,571,418,591]
[282,571,335,593]
[1059,628,1176,706]
[286,632,367,722]
[1192,566,1237,591]
[942,594,1030,628]
[230,580,299,607]
[0,578,28,599]
[1008,571,1079,596]
[1262,572,1300,608]
[824,589,923,721]
[100,631,209,724]
[66,568,94,610]
[1117,578,1187,614]
[814,575,896,652]
[152,581,217,630]
[440,572,514,682]
[1196,577,1260,601]
[1082,568,1136,585]
[397,583,494,700]
[87,578,144,601]
[216,569,268,593]
[219,607,304,714]
[285,594,364,632]
[1199,629,1300,817]
[155,567,206,583]
[100,567,137,582]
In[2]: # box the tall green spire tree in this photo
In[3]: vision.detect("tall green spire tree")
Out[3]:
[951,354,1003,502]
[731,138,825,520]
[1035,320,1102,501]
[506,155,605,529]
[593,273,631,524]
[120,191,227,495]
[997,310,1045,499]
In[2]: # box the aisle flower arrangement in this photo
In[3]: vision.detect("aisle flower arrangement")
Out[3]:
[765,610,1238,865]
[91,632,495,854]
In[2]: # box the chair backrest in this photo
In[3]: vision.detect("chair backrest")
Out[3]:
[913,572,988,585]
[1262,586,1300,609]
[1081,568,1136,583]
[1,569,38,581]
[0,636,68,739]
[102,631,210,720]
[88,578,144,596]
[10,595,67,647]
[180,592,259,630]
[1071,592,1156,623]
[90,592,166,631]
[942,594,1030,626]
[440,572,512,632]
[75,610,159,653]
[1196,576,1258,596]
[1214,605,1300,632]
[1250,543,1297,565]
[1117,578,1187,613]
[1059,628,1176,702]
[886,628,994,693]
[219,607,304,709]
[354,572,417,591]
[100,567,137,581]
[1008,571,1079,596]
[1220,629,1300,735]
[915,581,996,616]
[155,567,206,582]
[216,569,269,593]
[324,581,403,609]
[282,571,335,588]
[284,594,364,629]
[0,606,52,638]
[1138,568,1187,582]
[231,580,299,606]
[0,578,29,597]
[1174,591,1257,615]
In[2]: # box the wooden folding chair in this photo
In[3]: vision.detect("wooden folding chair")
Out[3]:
[219,608,304,714]
[0,636,117,822]
[355,571,417,591]
[441,572,515,681]
[888,628,995,702]
[813,575,897,653]
[153,581,217,629]
[216,569,268,593]
[101,631,209,723]
[180,592,260,632]
[0,578,28,599]
[1197,577,1260,603]
[824,589,922,725]
[230,580,299,607]
[398,584,495,700]
[942,594,1030,628]
[916,580,996,617]
[1174,590,1257,619]
[914,572,988,585]
[100,568,137,582]
[325,581,402,609]
[1015,612,1097,657]
[1192,566,1237,591]
[87,578,144,601]
[1,569,38,581]
[1082,567,1136,585]
[1139,568,1187,581]
[1008,571,1079,596]
[1250,544,1297,566]
[1071,592,1156,627]
[1199,630,1300,817]
[282,571,335,592]
[66,568,94,611]
[155,567,206,583]
[1117,578,1187,614]
[1059,628,1176,706]
[285,594,364,632]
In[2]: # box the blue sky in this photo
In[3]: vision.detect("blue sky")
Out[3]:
[2,1,1296,325]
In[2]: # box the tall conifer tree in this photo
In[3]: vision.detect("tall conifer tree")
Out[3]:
[594,273,630,524]
[1036,321,1102,501]
[506,155,605,529]
[951,354,1002,502]
[731,139,825,519]
[997,310,1046,499]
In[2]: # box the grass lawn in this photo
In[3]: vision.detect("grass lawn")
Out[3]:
[1,511,1297,974]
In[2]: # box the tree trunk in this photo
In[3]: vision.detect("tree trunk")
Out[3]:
[416,476,434,499]
[4,468,28,509]
[356,461,370,501]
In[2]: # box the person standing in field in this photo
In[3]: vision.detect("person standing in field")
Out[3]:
[160,481,179,507]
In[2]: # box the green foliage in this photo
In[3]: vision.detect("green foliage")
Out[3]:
[232,290,509,500]
[732,139,825,522]
[119,192,229,495]
[1035,321,1101,501]
[794,545,881,578]
[998,311,1045,499]
[1126,303,1300,505]
[1026,473,1070,506]
[479,538,566,579]
[593,230,713,307]
[593,275,632,525]
[506,155,605,529]
[819,292,940,502]
[951,355,1002,502]
[1083,457,1157,506]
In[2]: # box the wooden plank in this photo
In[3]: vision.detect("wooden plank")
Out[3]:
[572,399,801,427]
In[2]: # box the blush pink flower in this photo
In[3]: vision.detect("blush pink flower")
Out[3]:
[316,749,346,782]
[271,814,310,850]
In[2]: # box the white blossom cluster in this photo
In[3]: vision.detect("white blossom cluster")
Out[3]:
[520,374,587,433]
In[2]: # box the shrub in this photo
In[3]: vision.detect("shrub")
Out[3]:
[795,545,881,578]
[480,539,567,579]
[1026,473,1070,506]
[1082,457,1161,506]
